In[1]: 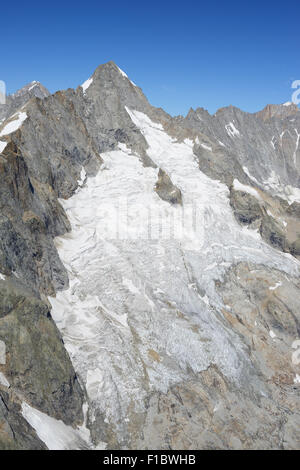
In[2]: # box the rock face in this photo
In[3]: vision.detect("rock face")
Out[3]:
[0,280,84,423]
[230,187,263,224]
[155,168,182,204]
[0,390,46,450]
[0,61,299,450]
[229,184,300,256]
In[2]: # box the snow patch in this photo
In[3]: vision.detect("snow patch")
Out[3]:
[225,122,240,138]
[77,167,86,187]
[294,374,300,384]
[0,340,6,365]
[0,372,9,388]
[28,82,38,91]
[200,143,212,151]
[118,142,131,153]
[269,281,281,291]
[270,136,276,150]
[81,77,93,93]
[243,166,260,186]
[293,129,299,166]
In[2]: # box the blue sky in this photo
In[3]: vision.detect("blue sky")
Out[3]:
[1,1,299,115]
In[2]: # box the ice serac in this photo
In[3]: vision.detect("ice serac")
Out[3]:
[0,62,300,450]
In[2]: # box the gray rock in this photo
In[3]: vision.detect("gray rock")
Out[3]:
[230,186,263,224]
[0,390,47,450]
[0,279,84,425]
[0,81,50,122]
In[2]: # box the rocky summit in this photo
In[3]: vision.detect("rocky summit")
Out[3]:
[0,61,299,450]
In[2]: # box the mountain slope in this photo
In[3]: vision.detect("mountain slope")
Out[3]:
[0,62,299,450]
[0,81,50,123]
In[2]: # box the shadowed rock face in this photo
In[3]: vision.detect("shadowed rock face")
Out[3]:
[0,62,299,449]
[0,142,70,295]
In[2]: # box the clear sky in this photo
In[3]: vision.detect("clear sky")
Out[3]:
[1,0,299,116]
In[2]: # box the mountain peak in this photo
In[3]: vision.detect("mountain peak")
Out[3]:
[12,81,50,100]
[255,102,299,121]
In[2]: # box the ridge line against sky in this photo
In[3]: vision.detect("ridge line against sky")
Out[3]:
[1,0,299,115]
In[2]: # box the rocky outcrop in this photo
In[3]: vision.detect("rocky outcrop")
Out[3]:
[0,390,46,450]
[255,103,299,122]
[193,141,247,187]
[180,104,300,191]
